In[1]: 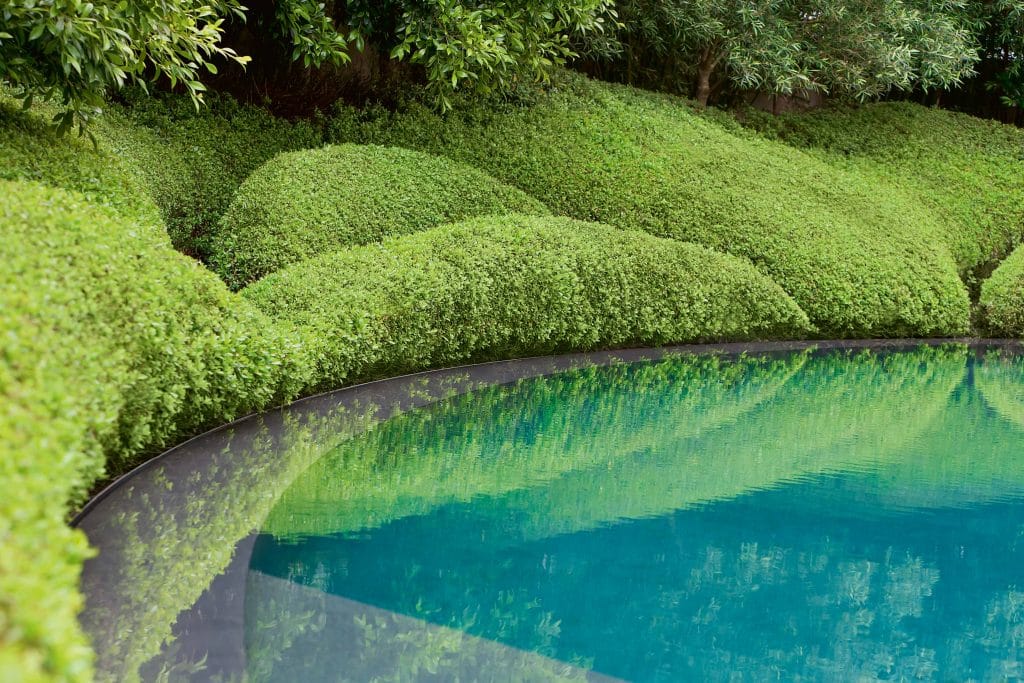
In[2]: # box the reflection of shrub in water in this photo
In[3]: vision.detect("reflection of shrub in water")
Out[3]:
[262,351,809,540]
[977,350,1024,432]
[494,346,969,539]
[81,401,382,682]
[243,572,591,683]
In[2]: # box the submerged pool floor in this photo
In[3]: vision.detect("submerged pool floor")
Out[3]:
[77,343,1024,682]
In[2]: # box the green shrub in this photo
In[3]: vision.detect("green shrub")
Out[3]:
[0,100,162,230]
[326,73,971,337]
[242,214,812,391]
[0,180,309,682]
[208,144,550,288]
[742,101,1024,280]
[1,92,324,256]
[980,245,1024,336]
[97,92,324,255]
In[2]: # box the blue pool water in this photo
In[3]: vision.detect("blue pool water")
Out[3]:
[78,344,1024,681]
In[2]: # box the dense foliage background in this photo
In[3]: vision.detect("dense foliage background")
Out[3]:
[2,0,1022,122]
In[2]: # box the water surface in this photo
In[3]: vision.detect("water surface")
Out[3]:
[77,344,1024,681]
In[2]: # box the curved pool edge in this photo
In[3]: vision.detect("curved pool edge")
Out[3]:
[70,336,1022,527]
[73,337,1024,682]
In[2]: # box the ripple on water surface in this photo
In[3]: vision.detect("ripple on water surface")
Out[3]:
[77,344,1024,682]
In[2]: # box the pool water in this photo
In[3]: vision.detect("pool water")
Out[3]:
[78,344,1024,682]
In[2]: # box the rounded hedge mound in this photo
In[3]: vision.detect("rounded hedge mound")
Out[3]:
[743,101,1024,280]
[208,144,550,289]
[1,93,323,257]
[0,100,162,230]
[0,180,308,683]
[328,73,971,337]
[980,246,1024,336]
[242,214,812,390]
[98,92,323,256]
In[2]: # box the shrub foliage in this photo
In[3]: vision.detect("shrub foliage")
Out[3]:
[209,144,550,288]
[742,101,1024,281]
[328,73,972,337]
[242,214,811,391]
[3,57,1023,683]
[0,93,323,255]
[0,180,307,683]
[981,245,1024,336]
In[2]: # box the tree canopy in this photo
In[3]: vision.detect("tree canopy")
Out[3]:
[0,0,1019,128]
[587,0,980,105]
[0,0,616,127]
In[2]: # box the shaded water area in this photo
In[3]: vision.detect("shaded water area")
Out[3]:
[76,342,1024,681]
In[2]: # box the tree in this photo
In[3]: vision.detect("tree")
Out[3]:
[587,0,979,106]
[385,0,616,108]
[0,0,616,129]
[0,0,349,132]
[964,0,1024,108]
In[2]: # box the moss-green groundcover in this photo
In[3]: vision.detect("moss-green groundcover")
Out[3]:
[1,71,1023,681]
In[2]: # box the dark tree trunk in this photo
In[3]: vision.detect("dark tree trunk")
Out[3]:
[694,48,719,107]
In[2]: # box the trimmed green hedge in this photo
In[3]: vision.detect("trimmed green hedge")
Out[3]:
[742,102,1024,281]
[0,180,308,683]
[97,93,323,255]
[1,93,322,256]
[4,75,1018,683]
[0,101,162,231]
[208,144,550,289]
[327,73,971,337]
[980,245,1024,336]
[242,214,811,391]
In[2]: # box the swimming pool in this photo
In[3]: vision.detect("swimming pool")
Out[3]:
[77,342,1024,681]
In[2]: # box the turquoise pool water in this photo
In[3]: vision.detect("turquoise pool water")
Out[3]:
[78,344,1024,681]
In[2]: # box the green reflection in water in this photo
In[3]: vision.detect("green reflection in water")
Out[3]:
[263,346,971,544]
[246,347,1024,682]
[261,352,810,540]
[80,345,1024,682]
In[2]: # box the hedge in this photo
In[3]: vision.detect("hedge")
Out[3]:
[980,245,1024,336]
[0,180,308,683]
[208,144,550,289]
[242,214,812,391]
[743,102,1024,283]
[0,100,162,231]
[2,75,1016,682]
[97,92,324,256]
[327,72,971,337]
[1,93,322,257]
